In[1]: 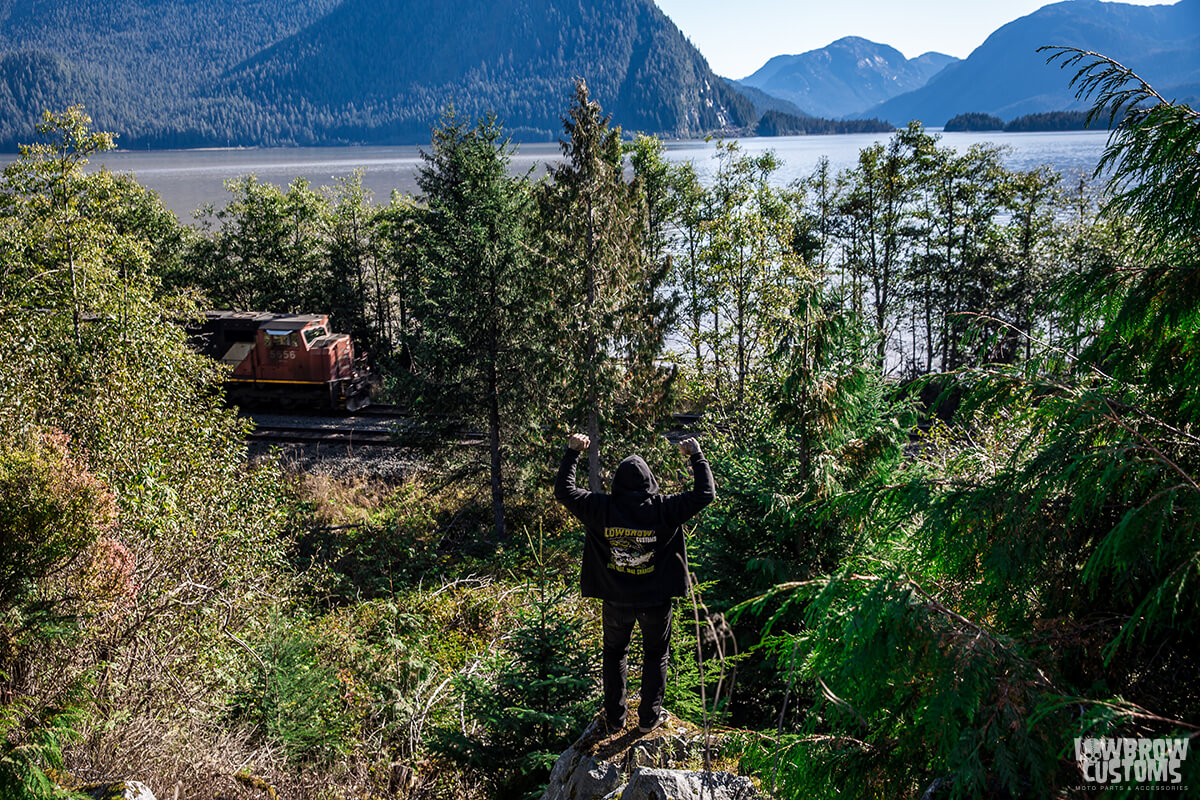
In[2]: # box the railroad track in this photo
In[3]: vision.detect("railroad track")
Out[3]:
[248,424,406,447]
[246,407,703,449]
[362,406,703,426]
[357,403,412,418]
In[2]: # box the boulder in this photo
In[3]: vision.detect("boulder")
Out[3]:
[543,745,624,800]
[620,768,757,800]
[540,712,760,800]
[84,781,157,800]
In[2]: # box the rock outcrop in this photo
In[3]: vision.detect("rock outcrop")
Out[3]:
[539,711,759,800]
[83,781,157,800]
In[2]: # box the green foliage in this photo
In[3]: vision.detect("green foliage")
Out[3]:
[183,172,402,361]
[676,139,809,416]
[690,295,910,729]
[432,531,596,800]
[0,689,90,800]
[664,585,738,727]
[538,80,678,488]
[187,176,329,310]
[5,54,1196,800]
[234,624,357,763]
[746,55,1200,798]
[406,112,552,539]
[0,108,302,793]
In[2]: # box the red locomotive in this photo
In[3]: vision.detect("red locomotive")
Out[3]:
[189,311,371,411]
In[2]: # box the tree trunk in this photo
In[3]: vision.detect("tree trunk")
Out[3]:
[488,359,506,541]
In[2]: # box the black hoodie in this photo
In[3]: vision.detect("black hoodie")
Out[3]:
[555,448,715,603]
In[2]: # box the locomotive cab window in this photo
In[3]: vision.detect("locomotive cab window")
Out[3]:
[265,330,300,348]
[303,326,327,345]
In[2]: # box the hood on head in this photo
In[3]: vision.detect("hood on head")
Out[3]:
[612,455,659,497]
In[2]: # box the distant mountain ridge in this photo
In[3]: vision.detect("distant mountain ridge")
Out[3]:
[2,0,1197,148]
[0,0,754,148]
[860,0,1200,125]
[738,37,958,119]
[727,82,813,119]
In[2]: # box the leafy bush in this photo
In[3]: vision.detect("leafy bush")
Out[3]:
[0,431,117,799]
[231,617,358,763]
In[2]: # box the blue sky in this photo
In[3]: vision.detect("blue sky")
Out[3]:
[653,0,1173,78]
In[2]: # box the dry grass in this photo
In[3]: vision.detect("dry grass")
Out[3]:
[293,473,393,527]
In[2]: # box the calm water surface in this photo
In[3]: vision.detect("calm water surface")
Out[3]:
[2,130,1111,221]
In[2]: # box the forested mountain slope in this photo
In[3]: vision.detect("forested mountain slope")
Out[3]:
[862,0,1200,124]
[0,0,754,148]
[218,0,753,144]
[0,0,341,144]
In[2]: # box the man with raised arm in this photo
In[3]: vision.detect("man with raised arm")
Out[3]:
[554,433,716,734]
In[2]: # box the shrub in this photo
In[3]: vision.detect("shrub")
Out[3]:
[0,430,117,798]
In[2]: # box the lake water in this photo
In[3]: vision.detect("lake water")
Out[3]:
[2,129,1111,221]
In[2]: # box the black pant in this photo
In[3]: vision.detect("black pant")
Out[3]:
[602,600,672,727]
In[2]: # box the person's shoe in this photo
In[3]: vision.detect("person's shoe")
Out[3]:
[586,712,623,738]
[606,713,626,734]
[638,709,670,734]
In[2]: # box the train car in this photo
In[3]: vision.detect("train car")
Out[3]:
[189,311,371,411]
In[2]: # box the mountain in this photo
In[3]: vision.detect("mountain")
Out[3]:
[726,78,896,136]
[738,37,958,119]
[217,0,753,145]
[0,0,341,143]
[861,0,1200,126]
[0,0,754,148]
[728,82,813,119]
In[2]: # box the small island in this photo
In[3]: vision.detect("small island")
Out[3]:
[755,110,894,136]
[945,109,1101,132]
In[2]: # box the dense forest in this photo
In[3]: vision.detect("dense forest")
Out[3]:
[943,112,1007,131]
[754,111,893,136]
[3,47,1199,799]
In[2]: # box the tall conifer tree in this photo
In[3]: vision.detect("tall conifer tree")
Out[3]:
[412,113,547,540]
[539,80,674,488]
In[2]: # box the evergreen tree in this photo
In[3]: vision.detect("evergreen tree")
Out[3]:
[411,112,550,540]
[748,51,1200,798]
[539,80,674,489]
[836,126,918,369]
[186,175,327,313]
[668,161,712,374]
[699,141,806,419]
[325,170,383,355]
[370,191,426,368]
[433,531,596,799]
